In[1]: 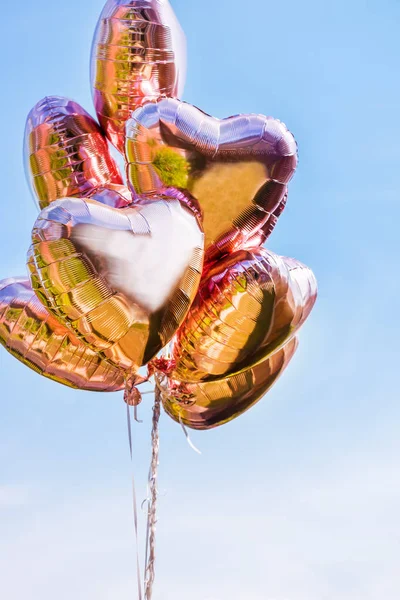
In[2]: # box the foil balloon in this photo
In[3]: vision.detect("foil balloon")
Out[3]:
[30,195,204,371]
[0,277,124,391]
[161,248,317,383]
[91,0,186,153]
[125,98,298,257]
[156,338,298,430]
[24,96,124,210]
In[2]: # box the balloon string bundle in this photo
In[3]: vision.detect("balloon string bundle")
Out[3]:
[126,383,161,600]
[126,381,201,599]
[144,389,161,600]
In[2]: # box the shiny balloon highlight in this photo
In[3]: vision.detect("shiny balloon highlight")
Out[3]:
[30,196,204,371]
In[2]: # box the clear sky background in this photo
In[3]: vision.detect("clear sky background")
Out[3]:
[0,1,399,599]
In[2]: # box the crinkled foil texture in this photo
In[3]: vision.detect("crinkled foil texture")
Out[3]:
[30,196,204,372]
[0,277,124,391]
[125,98,298,257]
[24,96,125,209]
[91,0,186,153]
[155,248,317,428]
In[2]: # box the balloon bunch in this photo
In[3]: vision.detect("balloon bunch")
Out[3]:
[1,0,317,430]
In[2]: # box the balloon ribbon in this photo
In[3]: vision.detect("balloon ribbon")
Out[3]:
[126,382,161,600]
[144,388,161,600]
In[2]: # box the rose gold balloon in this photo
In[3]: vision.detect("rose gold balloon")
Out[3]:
[125,98,297,257]
[162,248,316,382]
[24,96,124,210]
[91,0,186,153]
[156,338,298,430]
[0,277,124,391]
[30,195,204,372]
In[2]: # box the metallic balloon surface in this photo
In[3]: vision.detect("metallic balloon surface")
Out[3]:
[164,248,317,382]
[125,98,297,257]
[24,96,123,210]
[30,196,204,371]
[156,338,298,430]
[243,192,288,248]
[0,278,124,391]
[91,0,186,153]
[88,183,132,208]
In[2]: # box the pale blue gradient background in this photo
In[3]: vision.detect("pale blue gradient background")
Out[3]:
[0,1,399,599]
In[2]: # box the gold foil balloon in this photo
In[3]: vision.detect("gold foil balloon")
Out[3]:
[0,277,124,391]
[24,96,124,210]
[156,338,298,430]
[125,98,298,257]
[162,248,317,383]
[30,195,204,371]
[91,0,187,153]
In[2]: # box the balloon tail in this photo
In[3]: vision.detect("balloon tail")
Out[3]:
[179,413,202,455]
[126,403,143,600]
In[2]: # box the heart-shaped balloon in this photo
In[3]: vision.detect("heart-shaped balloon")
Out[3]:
[0,277,124,391]
[30,195,204,371]
[25,179,135,308]
[125,98,297,257]
[24,96,124,209]
[91,0,187,153]
[162,248,316,382]
[156,337,298,430]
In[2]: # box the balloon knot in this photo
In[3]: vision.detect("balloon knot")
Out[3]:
[124,373,146,406]
[169,381,196,406]
[150,357,176,376]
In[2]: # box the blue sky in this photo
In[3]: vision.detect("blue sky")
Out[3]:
[0,1,400,598]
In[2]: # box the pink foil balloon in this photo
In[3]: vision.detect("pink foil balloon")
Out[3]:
[30,196,204,372]
[156,338,298,430]
[162,247,317,382]
[24,96,124,210]
[125,99,298,258]
[0,278,124,391]
[91,0,186,153]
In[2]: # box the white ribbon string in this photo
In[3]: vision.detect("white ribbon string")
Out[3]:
[134,404,143,423]
[179,413,202,455]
